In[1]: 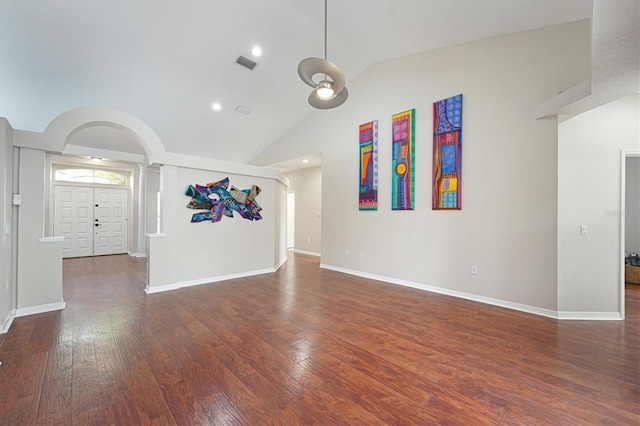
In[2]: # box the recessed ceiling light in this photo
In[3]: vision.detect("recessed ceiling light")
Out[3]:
[90,157,102,163]
[212,102,221,111]
[302,159,309,164]
[252,46,262,57]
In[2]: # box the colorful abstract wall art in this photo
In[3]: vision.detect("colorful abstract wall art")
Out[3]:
[391,109,415,210]
[185,177,262,223]
[359,120,378,210]
[433,94,463,210]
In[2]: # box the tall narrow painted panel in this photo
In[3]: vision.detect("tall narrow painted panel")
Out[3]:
[392,109,415,210]
[433,94,463,210]
[359,120,378,210]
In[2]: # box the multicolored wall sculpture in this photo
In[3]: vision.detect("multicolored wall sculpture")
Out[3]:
[185,177,262,223]
[391,109,415,210]
[359,120,378,210]
[433,94,463,210]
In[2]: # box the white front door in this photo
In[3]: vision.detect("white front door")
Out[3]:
[54,186,128,258]
[54,186,94,258]
[94,188,128,256]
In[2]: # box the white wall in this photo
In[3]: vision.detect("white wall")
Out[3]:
[148,165,179,288]
[625,157,640,255]
[0,118,15,332]
[252,21,591,313]
[131,166,142,255]
[147,165,283,291]
[558,94,640,313]
[176,168,275,281]
[16,148,64,313]
[146,166,161,235]
[273,180,288,268]
[286,166,322,255]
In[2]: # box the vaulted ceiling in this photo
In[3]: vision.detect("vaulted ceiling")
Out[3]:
[0,0,597,165]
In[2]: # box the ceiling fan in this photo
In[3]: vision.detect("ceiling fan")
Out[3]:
[297,0,348,109]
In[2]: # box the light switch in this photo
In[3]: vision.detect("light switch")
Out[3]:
[580,225,588,236]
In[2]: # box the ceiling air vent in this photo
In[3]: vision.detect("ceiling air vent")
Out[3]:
[235,106,252,115]
[236,56,257,70]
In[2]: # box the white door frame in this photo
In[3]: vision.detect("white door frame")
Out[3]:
[47,157,142,257]
[619,149,640,320]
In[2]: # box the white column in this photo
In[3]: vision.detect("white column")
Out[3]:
[137,164,147,255]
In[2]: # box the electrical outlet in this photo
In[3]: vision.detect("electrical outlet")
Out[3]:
[307,237,311,243]
[345,249,350,256]
[471,266,478,275]
[360,251,364,258]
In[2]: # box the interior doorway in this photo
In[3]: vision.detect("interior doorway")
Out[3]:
[621,150,640,319]
[287,193,295,249]
[54,185,129,258]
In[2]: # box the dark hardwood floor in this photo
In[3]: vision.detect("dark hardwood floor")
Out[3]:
[0,252,638,425]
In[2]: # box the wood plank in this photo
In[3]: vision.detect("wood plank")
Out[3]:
[0,351,48,425]
[127,318,211,425]
[35,341,73,425]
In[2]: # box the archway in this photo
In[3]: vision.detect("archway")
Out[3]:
[42,106,167,165]
[41,107,167,290]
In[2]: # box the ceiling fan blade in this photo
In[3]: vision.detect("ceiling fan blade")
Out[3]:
[308,86,348,109]
[298,57,345,93]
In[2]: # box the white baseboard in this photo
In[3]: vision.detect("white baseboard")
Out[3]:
[275,256,288,271]
[319,263,565,320]
[15,301,66,318]
[557,311,622,320]
[294,249,321,257]
[128,251,147,258]
[1,309,16,334]
[145,283,179,294]
[146,267,276,295]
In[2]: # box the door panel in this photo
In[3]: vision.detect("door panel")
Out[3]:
[54,186,94,258]
[94,188,128,256]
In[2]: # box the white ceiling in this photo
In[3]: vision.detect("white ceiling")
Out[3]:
[0,0,593,165]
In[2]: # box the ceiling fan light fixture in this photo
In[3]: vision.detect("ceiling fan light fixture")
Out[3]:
[297,0,348,109]
[308,86,348,109]
[316,80,335,99]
